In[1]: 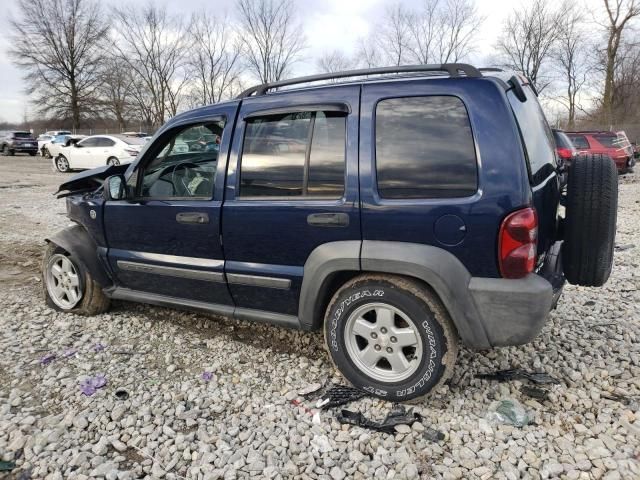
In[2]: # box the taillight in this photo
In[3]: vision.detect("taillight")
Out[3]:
[124,149,138,157]
[557,147,573,159]
[498,207,538,279]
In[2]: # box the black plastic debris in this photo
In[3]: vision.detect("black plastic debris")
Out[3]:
[316,385,365,409]
[0,461,16,471]
[520,385,549,401]
[615,243,635,251]
[476,368,560,385]
[337,404,444,440]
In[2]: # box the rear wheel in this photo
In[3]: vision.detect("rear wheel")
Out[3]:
[29,152,36,156]
[324,274,458,401]
[55,155,70,172]
[42,243,110,315]
[107,157,120,166]
[563,154,618,286]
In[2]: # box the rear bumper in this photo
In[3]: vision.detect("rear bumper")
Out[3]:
[11,145,38,153]
[468,274,554,347]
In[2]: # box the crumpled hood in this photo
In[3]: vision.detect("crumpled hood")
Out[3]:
[55,163,129,198]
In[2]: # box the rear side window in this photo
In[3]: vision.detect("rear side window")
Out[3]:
[240,111,346,198]
[96,138,115,147]
[567,134,589,149]
[507,86,556,184]
[375,96,478,199]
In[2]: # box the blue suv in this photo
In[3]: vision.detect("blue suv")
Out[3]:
[42,64,618,401]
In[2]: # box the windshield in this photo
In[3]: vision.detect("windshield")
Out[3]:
[13,132,32,138]
[594,134,629,149]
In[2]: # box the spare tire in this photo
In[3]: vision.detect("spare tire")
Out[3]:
[562,154,618,286]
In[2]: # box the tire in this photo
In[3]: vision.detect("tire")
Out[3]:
[55,155,70,173]
[3,145,13,156]
[107,157,120,166]
[562,154,618,286]
[324,274,458,402]
[29,152,36,156]
[41,243,110,316]
[43,147,51,158]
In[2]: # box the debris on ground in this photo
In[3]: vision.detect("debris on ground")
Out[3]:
[93,343,106,352]
[201,371,213,382]
[316,385,365,409]
[615,243,635,251]
[476,368,560,385]
[487,399,531,427]
[520,385,550,401]
[39,353,56,365]
[337,404,442,438]
[79,374,107,396]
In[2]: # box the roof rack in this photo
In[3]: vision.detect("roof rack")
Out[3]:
[237,63,482,98]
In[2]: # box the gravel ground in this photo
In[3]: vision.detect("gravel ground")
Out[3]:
[0,156,639,480]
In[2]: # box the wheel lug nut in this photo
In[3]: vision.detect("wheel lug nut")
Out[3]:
[386,347,393,353]
[374,344,381,351]
[390,336,397,343]
[380,327,387,334]
[371,332,378,339]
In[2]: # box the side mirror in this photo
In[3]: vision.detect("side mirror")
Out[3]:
[104,175,127,201]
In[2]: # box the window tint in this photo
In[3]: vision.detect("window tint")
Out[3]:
[566,134,589,149]
[140,121,224,199]
[507,86,557,183]
[96,137,115,147]
[79,138,100,147]
[12,132,31,138]
[239,111,345,198]
[375,96,477,199]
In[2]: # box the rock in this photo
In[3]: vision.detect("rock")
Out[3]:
[330,466,346,480]
[92,436,109,456]
[394,424,412,434]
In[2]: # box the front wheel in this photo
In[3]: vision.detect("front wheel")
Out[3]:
[3,145,13,156]
[42,243,110,315]
[55,155,70,172]
[324,275,458,401]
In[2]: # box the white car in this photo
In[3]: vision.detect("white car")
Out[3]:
[53,135,146,173]
[39,130,72,157]
[46,135,86,159]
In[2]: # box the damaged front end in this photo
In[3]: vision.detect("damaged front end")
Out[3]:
[55,163,129,199]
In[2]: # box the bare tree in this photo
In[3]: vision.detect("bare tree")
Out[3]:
[111,4,191,127]
[600,0,640,123]
[96,55,134,132]
[407,0,484,64]
[355,38,384,68]
[496,0,564,92]
[316,50,355,74]
[378,3,412,66]
[8,0,108,129]
[188,11,243,106]
[553,3,591,127]
[236,0,306,83]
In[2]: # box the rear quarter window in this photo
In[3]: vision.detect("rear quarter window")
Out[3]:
[375,96,478,199]
[507,87,557,184]
[567,134,590,150]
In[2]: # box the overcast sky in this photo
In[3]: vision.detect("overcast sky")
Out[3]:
[0,0,608,123]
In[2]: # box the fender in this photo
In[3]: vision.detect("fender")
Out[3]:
[360,240,491,349]
[298,241,361,331]
[45,224,113,288]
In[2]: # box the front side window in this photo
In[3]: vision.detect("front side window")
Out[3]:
[96,138,116,147]
[375,96,478,199]
[78,138,100,148]
[139,121,224,199]
[239,111,346,198]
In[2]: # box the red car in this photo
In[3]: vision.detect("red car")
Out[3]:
[566,131,635,173]
[552,129,578,167]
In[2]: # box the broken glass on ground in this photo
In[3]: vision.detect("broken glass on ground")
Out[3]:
[487,399,531,427]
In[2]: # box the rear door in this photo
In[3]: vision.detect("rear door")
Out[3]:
[222,86,360,316]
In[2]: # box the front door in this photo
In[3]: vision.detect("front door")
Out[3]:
[103,103,238,307]
[71,137,99,169]
[222,86,361,317]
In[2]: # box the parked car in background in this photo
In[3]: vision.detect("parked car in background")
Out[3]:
[552,129,577,168]
[44,65,618,401]
[0,131,38,156]
[122,131,149,138]
[38,134,54,156]
[53,134,146,172]
[566,130,635,173]
[46,134,86,159]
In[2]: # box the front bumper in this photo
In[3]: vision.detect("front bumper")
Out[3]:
[11,145,38,153]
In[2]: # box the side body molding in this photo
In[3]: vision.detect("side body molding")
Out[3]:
[45,224,113,288]
[298,241,361,330]
[360,240,492,349]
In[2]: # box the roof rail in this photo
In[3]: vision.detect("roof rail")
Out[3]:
[237,63,482,98]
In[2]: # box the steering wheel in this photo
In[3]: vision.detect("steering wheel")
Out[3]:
[156,161,202,196]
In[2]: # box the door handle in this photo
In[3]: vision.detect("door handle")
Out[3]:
[307,212,349,227]
[176,212,209,224]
